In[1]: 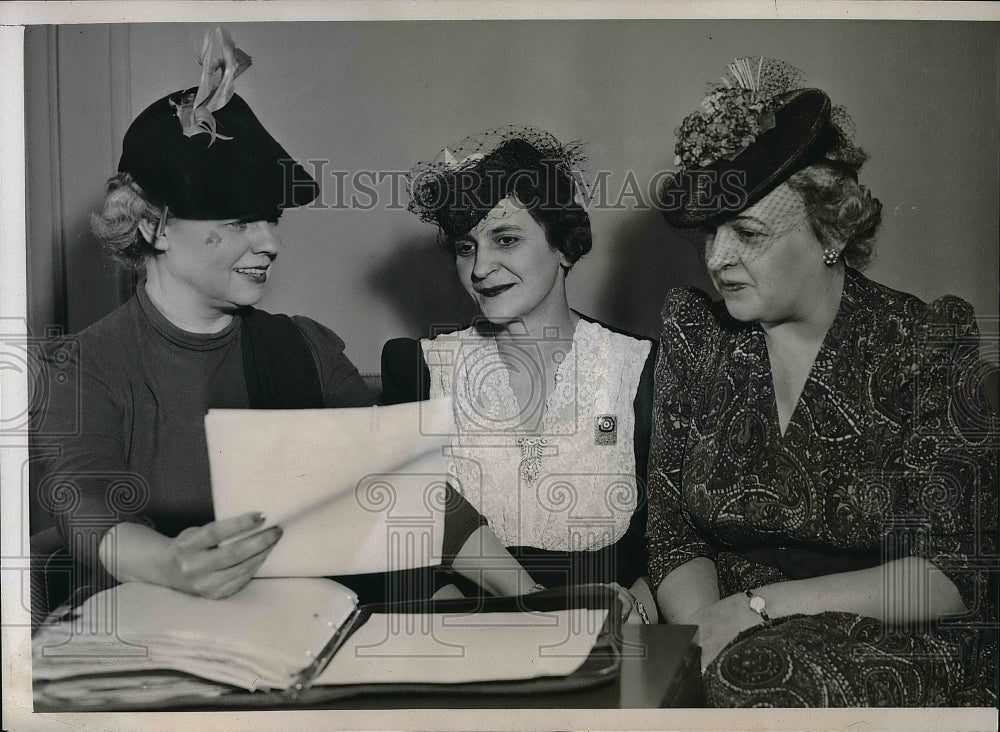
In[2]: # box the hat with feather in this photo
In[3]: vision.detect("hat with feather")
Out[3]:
[117,27,319,221]
[657,57,861,228]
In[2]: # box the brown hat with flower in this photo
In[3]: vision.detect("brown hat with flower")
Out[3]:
[658,58,854,228]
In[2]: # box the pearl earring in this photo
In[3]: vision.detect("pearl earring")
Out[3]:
[822,247,839,266]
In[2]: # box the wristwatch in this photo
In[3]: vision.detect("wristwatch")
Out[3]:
[744,590,772,626]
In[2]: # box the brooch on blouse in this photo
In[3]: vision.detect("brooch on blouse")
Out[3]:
[595,415,617,445]
[515,436,549,486]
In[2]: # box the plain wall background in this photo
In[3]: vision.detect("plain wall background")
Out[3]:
[26,21,1000,373]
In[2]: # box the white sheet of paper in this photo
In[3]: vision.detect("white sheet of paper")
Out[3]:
[313,608,608,686]
[205,398,456,576]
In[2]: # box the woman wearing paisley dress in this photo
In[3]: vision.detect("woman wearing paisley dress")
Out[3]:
[650,58,997,705]
[381,128,657,620]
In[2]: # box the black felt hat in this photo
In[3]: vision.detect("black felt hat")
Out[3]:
[118,88,319,220]
[658,88,838,228]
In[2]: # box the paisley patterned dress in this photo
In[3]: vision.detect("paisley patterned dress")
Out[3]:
[647,268,997,706]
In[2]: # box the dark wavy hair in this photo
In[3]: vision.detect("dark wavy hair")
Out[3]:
[441,192,593,270]
[410,132,593,269]
[786,143,882,270]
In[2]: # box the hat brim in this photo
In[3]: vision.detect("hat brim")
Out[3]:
[658,88,835,228]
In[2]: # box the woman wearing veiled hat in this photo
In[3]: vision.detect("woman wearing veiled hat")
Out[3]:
[33,30,378,602]
[649,58,997,705]
[380,127,657,622]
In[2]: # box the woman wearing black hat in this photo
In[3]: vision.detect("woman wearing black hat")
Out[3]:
[649,58,996,705]
[380,127,657,622]
[35,31,374,601]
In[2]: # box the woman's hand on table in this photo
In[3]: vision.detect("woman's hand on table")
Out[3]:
[164,512,282,599]
[542,582,650,624]
[684,592,764,670]
[606,582,649,625]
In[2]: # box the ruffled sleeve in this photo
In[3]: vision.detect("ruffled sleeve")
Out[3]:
[647,287,721,588]
[889,295,998,618]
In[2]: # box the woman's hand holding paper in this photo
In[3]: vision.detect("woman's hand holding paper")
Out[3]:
[101,511,283,599]
[166,512,283,598]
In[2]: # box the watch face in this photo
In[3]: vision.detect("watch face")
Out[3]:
[749,596,766,613]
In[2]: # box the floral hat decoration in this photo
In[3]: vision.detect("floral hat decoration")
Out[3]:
[117,27,319,222]
[407,125,587,240]
[658,57,860,228]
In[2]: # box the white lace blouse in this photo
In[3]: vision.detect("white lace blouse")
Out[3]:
[421,319,652,551]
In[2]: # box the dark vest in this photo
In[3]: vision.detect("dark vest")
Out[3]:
[240,309,323,408]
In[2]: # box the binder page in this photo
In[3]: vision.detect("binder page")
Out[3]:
[313,608,609,685]
[206,398,454,576]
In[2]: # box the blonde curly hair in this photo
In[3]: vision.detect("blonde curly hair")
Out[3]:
[787,152,882,270]
[89,172,168,270]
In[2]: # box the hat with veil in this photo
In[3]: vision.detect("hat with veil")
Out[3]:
[658,57,863,229]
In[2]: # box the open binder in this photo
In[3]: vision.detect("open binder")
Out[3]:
[33,579,622,710]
